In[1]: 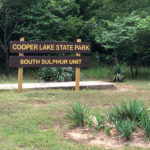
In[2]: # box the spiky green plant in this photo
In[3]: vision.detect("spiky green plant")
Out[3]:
[140,115,150,138]
[124,100,146,122]
[105,126,111,136]
[85,115,92,128]
[108,102,126,122]
[112,64,125,82]
[95,114,104,130]
[113,120,135,140]
[108,100,147,123]
[38,67,74,82]
[66,102,86,127]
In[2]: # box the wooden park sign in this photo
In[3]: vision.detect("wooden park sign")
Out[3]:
[9,38,91,93]
[10,41,91,53]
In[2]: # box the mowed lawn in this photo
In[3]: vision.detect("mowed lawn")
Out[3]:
[0,80,150,150]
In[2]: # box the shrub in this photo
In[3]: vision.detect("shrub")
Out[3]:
[66,102,86,127]
[37,67,74,82]
[108,100,147,123]
[112,64,125,82]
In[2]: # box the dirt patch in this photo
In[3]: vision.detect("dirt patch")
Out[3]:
[117,85,136,92]
[33,100,45,107]
[39,124,48,131]
[22,98,48,107]
[63,126,150,149]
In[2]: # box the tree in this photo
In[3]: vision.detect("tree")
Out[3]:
[94,14,150,78]
[0,0,19,75]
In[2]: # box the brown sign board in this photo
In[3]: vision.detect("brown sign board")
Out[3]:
[9,56,91,68]
[10,41,91,53]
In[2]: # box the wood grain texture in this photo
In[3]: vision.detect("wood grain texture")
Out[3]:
[75,39,81,91]
[9,56,91,68]
[10,41,91,53]
[18,37,24,93]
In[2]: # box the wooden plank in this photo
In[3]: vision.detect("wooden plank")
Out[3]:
[10,41,91,53]
[75,39,81,91]
[9,56,91,68]
[18,38,24,93]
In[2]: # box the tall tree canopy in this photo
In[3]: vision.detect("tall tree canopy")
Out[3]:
[0,0,150,77]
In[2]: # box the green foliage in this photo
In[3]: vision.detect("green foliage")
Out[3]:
[82,65,112,79]
[114,64,123,74]
[140,116,150,138]
[113,120,135,140]
[112,73,124,82]
[105,126,111,136]
[95,114,104,130]
[66,102,86,127]
[94,14,150,78]
[85,115,92,128]
[109,100,146,123]
[37,67,74,82]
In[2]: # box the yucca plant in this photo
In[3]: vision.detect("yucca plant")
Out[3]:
[109,100,147,123]
[95,114,104,130]
[105,126,112,136]
[38,67,74,82]
[112,64,125,82]
[112,73,124,82]
[66,102,86,127]
[113,120,135,140]
[85,115,92,128]
[140,115,150,138]
[124,100,146,122]
[108,103,126,122]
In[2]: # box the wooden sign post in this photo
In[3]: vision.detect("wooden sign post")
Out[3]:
[18,38,24,93]
[10,39,91,93]
[75,39,81,91]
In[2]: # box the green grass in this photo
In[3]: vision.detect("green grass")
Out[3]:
[81,66,112,79]
[0,69,38,83]
[1,65,150,84]
[82,65,150,80]
[0,80,150,149]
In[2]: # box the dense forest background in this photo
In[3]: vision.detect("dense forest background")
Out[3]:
[0,0,150,78]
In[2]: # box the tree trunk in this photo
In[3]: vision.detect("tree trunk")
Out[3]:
[114,49,118,65]
[135,65,139,78]
[130,65,134,78]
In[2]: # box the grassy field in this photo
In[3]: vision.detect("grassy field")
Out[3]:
[0,80,150,150]
[1,65,150,83]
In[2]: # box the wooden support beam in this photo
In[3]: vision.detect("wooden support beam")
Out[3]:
[75,39,81,91]
[18,37,24,93]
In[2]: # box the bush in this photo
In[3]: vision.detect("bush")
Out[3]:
[37,67,75,82]
[66,102,87,127]
[112,64,125,82]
